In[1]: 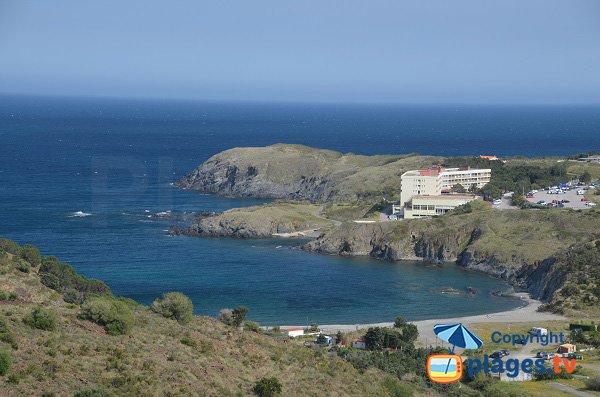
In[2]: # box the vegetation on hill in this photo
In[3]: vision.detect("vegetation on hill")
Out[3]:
[0,239,438,397]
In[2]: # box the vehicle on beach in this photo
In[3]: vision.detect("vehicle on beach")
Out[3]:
[536,352,547,358]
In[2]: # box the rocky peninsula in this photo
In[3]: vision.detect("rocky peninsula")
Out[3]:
[176,144,600,316]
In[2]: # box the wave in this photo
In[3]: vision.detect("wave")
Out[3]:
[69,211,92,218]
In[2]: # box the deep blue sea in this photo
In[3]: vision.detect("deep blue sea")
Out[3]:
[2,95,600,325]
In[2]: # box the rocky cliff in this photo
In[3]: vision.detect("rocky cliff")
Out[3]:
[303,204,600,307]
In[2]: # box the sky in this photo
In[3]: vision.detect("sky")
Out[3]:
[0,0,599,104]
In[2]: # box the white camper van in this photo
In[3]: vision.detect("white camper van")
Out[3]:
[528,327,548,336]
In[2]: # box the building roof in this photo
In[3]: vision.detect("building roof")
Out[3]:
[285,327,304,332]
[560,343,576,347]
[479,155,499,160]
[412,194,477,201]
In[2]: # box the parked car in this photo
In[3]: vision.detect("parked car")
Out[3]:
[577,190,585,195]
[567,353,583,360]
[537,200,546,205]
[561,200,570,203]
[587,202,596,207]
[536,352,548,358]
[490,351,503,359]
[500,350,510,356]
[388,215,398,220]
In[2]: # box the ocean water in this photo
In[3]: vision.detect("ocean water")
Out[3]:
[2,95,599,325]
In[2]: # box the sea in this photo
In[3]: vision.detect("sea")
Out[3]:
[2,95,599,325]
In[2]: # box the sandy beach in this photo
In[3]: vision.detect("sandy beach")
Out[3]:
[302,293,566,344]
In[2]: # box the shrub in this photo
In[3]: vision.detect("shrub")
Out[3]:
[20,244,41,266]
[63,289,85,305]
[0,291,17,301]
[180,335,197,348]
[244,320,261,333]
[73,389,112,397]
[15,259,30,273]
[40,273,61,291]
[232,306,249,327]
[586,377,600,391]
[23,307,58,331]
[151,292,193,324]
[218,308,233,325]
[219,306,248,327]
[253,377,282,397]
[40,256,111,297]
[0,239,20,256]
[80,297,134,335]
[0,349,12,376]
[0,318,18,349]
[382,376,413,397]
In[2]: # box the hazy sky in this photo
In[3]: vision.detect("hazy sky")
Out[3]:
[1,1,599,104]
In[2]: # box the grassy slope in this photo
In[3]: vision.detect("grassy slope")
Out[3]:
[193,202,336,237]
[0,251,421,397]
[193,144,441,203]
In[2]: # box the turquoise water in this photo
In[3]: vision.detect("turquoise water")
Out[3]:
[4,96,597,324]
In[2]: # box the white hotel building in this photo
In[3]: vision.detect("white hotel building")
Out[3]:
[395,167,491,218]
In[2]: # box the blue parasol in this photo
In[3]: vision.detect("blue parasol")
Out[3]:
[433,323,483,374]
[433,323,483,351]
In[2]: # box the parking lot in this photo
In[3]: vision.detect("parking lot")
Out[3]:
[526,187,594,210]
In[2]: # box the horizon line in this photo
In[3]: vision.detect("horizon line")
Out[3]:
[2,91,600,108]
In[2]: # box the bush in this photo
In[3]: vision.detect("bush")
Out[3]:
[20,244,41,266]
[232,306,248,327]
[0,291,17,301]
[151,292,193,324]
[253,377,282,397]
[180,335,197,347]
[586,377,600,391]
[218,308,234,324]
[23,307,58,331]
[40,256,111,297]
[0,239,21,256]
[0,318,18,349]
[244,320,261,333]
[219,306,248,327]
[63,289,85,305]
[80,297,134,335]
[0,349,12,376]
[40,273,61,290]
[73,389,112,397]
[382,376,413,397]
[15,259,30,273]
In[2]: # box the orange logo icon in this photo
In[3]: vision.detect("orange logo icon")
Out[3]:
[427,354,462,384]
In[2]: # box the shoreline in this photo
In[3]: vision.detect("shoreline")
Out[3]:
[283,293,566,344]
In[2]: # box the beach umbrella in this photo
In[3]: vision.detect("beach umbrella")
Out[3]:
[433,323,483,351]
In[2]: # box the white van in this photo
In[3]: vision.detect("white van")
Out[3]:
[577,190,585,195]
[528,327,548,336]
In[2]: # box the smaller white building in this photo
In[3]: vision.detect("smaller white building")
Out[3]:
[284,327,305,338]
[351,338,367,350]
